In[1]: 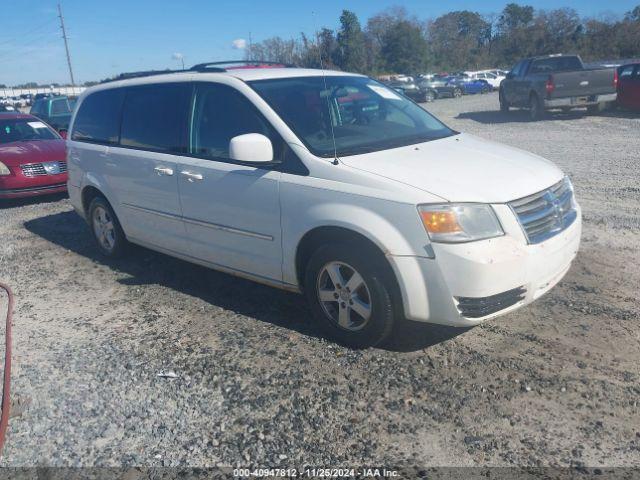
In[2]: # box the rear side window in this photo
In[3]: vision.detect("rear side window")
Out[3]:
[190,83,278,160]
[51,98,70,115]
[530,56,582,74]
[31,101,44,115]
[71,89,125,144]
[619,65,635,78]
[120,83,190,153]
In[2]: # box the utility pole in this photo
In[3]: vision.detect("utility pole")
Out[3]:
[57,3,76,89]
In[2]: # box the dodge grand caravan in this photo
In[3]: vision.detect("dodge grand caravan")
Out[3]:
[67,62,581,347]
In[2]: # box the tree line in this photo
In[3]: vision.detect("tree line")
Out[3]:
[246,3,640,74]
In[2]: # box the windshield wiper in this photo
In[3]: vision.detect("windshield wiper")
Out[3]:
[337,145,378,156]
[337,133,453,157]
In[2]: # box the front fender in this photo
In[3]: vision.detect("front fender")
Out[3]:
[280,182,432,286]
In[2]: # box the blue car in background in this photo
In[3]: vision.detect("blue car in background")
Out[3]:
[445,76,492,95]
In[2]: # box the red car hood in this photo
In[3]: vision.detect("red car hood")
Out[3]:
[0,140,66,166]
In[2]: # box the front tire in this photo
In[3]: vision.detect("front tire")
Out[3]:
[499,89,510,113]
[304,243,396,348]
[88,196,128,258]
[453,88,462,98]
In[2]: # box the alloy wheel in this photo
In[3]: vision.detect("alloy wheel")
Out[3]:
[316,261,372,331]
[92,205,116,252]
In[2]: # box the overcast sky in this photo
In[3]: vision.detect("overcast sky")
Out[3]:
[1,0,636,86]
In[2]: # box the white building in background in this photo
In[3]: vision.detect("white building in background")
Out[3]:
[0,85,86,97]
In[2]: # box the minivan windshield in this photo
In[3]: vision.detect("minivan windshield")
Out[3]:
[248,75,455,157]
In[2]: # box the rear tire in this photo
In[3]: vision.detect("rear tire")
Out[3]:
[304,243,396,348]
[88,196,128,258]
[529,93,544,121]
[587,103,605,115]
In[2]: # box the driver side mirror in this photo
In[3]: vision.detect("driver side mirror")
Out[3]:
[505,72,514,80]
[229,133,274,164]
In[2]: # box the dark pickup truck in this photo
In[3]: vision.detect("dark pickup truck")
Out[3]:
[499,54,617,120]
[29,96,74,132]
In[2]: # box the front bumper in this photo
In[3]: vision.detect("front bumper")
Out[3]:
[0,182,67,198]
[388,205,581,327]
[0,167,68,199]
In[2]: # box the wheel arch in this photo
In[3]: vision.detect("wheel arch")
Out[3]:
[81,185,105,214]
[294,226,404,315]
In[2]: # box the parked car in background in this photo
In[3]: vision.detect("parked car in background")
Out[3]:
[418,76,463,98]
[458,78,493,94]
[499,54,617,120]
[386,80,437,102]
[467,71,502,89]
[616,62,640,110]
[392,74,414,83]
[488,69,509,83]
[30,95,73,131]
[0,104,16,113]
[67,64,580,347]
[0,113,67,199]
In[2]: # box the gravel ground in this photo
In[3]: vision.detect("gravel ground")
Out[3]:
[0,92,639,470]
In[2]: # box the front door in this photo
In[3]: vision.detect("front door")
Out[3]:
[176,82,283,283]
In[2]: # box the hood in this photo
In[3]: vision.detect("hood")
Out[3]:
[339,133,564,203]
[0,139,66,166]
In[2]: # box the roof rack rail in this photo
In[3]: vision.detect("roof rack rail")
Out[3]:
[189,60,295,72]
[101,69,184,83]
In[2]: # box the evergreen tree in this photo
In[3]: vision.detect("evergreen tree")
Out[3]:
[334,10,367,73]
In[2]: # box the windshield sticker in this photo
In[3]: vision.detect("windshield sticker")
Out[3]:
[27,121,48,129]
[368,84,402,100]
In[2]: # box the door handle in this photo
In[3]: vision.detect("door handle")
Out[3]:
[154,166,174,176]
[180,171,203,182]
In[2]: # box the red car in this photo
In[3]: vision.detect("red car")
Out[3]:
[617,63,640,110]
[0,113,67,199]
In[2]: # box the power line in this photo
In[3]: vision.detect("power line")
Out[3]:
[0,31,59,62]
[57,2,75,87]
[0,19,57,46]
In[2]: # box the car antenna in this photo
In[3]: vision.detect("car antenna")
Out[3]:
[313,11,339,165]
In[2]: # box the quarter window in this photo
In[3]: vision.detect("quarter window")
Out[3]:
[190,83,278,160]
[71,89,125,144]
[120,83,190,153]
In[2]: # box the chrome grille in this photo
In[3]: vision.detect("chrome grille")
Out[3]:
[509,177,577,244]
[21,161,67,177]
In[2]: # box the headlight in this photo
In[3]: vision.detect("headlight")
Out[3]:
[418,203,504,243]
[0,161,10,176]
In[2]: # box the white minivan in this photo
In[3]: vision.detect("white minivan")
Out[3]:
[67,63,581,347]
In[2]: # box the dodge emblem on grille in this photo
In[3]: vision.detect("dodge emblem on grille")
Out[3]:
[42,161,61,175]
[544,191,563,227]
